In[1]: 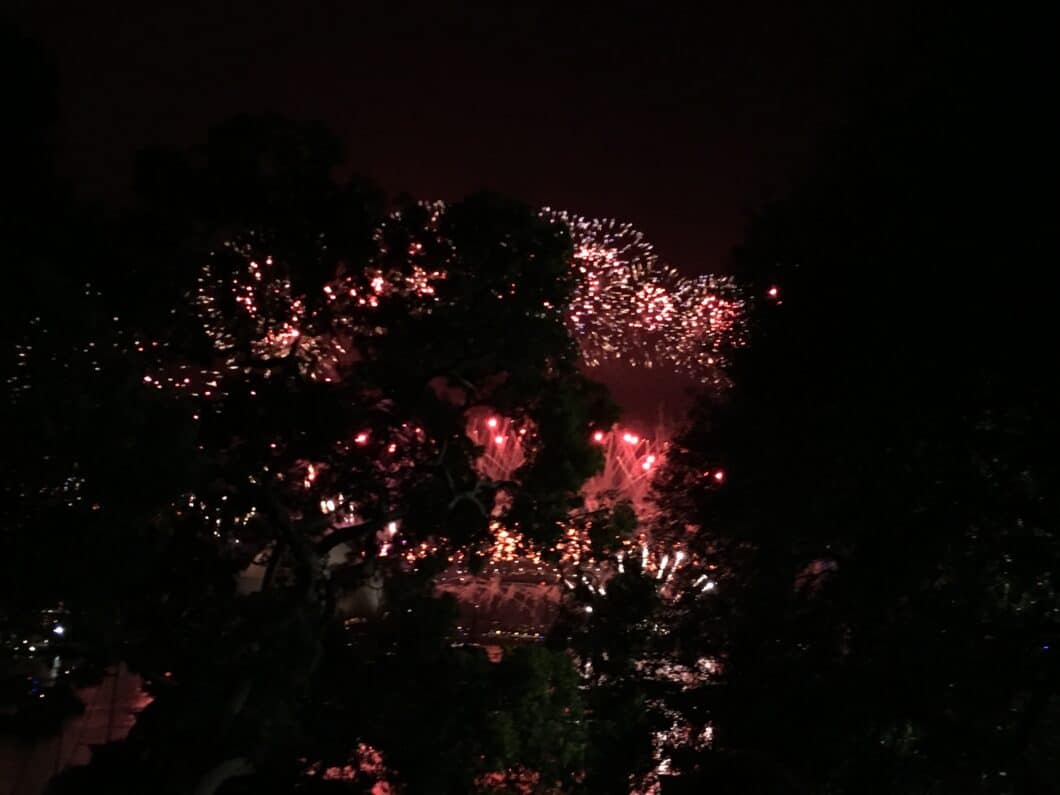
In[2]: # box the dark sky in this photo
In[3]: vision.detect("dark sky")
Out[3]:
[9,1,909,422]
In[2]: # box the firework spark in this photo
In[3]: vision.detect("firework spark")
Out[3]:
[17,202,739,617]
[542,209,746,381]
[190,206,745,388]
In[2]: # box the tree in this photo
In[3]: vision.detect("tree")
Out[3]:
[1,24,201,670]
[651,13,1057,794]
[548,562,662,792]
[31,116,620,793]
[308,589,587,793]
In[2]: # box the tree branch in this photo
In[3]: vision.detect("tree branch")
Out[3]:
[193,757,255,795]
[314,512,404,556]
[261,541,286,591]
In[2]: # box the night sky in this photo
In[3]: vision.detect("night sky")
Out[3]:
[9,1,910,421]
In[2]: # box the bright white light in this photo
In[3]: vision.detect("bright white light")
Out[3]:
[53,625,65,636]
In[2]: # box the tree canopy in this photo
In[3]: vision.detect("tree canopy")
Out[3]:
[645,17,1057,794]
[4,112,623,793]
[3,13,1054,794]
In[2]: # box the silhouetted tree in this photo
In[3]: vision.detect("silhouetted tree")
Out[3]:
[30,114,618,793]
[652,13,1056,794]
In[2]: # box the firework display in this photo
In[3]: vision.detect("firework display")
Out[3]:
[9,202,738,599]
[542,209,747,382]
[6,198,742,795]
[10,201,736,632]
[187,206,745,392]
[543,211,658,367]
[433,410,718,643]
